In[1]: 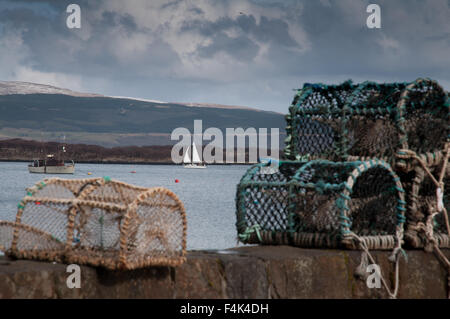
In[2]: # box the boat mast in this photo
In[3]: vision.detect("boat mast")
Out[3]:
[61,134,66,162]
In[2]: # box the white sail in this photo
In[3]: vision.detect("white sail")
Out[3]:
[192,142,201,163]
[183,146,191,163]
[183,143,206,168]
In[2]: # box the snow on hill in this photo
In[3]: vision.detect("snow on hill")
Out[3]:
[179,102,261,111]
[0,81,103,97]
[110,96,168,104]
[0,81,268,112]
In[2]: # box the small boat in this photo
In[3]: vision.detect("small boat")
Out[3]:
[28,154,75,174]
[28,140,75,174]
[183,142,206,169]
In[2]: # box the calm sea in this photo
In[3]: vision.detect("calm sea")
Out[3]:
[0,162,249,250]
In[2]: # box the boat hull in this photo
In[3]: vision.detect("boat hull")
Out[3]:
[28,165,75,174]
[184,164,207,169]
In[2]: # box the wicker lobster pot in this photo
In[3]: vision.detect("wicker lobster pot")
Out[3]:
[0,177,187,270]
[236,159,406,250]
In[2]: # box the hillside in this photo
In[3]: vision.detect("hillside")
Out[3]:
[0,82,285,147]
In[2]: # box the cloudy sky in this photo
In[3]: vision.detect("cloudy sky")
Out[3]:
[0,0,449,112]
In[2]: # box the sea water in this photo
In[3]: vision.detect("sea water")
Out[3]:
[0,162,249,250]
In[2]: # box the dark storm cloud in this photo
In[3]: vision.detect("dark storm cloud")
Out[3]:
[182,14,298,61]
[160,0,183,10]
[197,33,260,61]
[0,0,182,78]
[183,14,298,48]
[0,0,448,111]
[250,0,450,84]
[188,7,204,15]
[101,11,138,32]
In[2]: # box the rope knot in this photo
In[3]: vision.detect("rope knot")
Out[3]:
[389,247,408,263]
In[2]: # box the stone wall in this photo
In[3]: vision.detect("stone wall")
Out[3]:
[0,246,448,298]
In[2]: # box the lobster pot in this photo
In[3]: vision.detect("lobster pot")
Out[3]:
[404,163,450,249]
[284,81,353,161]
[236,161,308,245]
[0,177,187,270]
[236,160,406,249]
[284,78,449,170]
[291,160,406,250]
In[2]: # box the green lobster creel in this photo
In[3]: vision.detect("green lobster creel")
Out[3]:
[291,160,406,250]
[284,78,449,171]
[236,159,406,250]
[236,161,307,245]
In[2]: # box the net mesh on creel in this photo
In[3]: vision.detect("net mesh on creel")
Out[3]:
[284,78,449,169]
[236,161,307,245]
[283,78,449,249]
[0,177,187,270]
[236,159,406,249]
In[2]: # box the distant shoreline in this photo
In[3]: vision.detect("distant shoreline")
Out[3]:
[0,138,274,166]
[0,159,255,166]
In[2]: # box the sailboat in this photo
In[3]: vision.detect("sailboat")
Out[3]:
[183,142,207,169]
